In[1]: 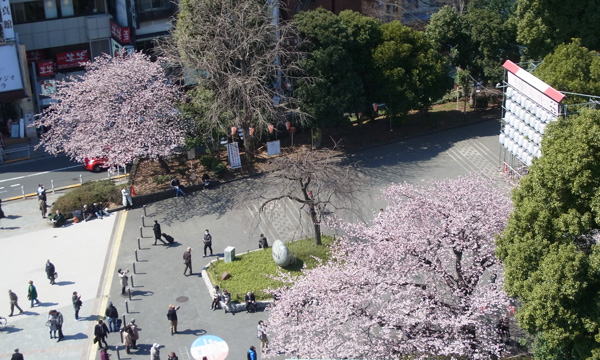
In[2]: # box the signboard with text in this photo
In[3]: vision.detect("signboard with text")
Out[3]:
[226,142,242,169]
[110,20,131,44]
[56,50,89,70]
[37,60,55,77]
[0,44,24,92]
[0,0,15,40]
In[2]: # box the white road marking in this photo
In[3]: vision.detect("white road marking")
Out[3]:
[10,183,20,187]
[0,164,81,183]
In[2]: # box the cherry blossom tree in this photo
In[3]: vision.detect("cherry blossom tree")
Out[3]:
[34,52,186,169]
[266,177,513,360]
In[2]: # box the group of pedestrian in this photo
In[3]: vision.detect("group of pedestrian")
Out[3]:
[8,260,57,316]
[46,309,64,341]
[82,203,110,222]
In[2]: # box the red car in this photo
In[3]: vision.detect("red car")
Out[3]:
[83,157,109,172]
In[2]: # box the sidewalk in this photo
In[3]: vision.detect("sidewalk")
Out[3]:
[0,213,117,360]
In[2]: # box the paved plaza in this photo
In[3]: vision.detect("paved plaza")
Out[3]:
[0,119,503,360]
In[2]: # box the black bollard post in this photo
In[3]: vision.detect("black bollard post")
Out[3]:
[128,288,132,300]
[116,347,121,360]
[131,275,134,288]
[139,226,143,238]
[125,300,129,314]
[137,237,141,250]
[122,314,126,327]
[133,262,136,274]
[141,215,145,227]
[135,250,139,262]
[143,205,147,217]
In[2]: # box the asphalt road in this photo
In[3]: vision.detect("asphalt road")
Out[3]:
[0,155,111,200]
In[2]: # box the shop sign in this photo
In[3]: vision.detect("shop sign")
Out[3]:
[0,44,24,92]
[56,50,89,69]
[110,20,131,44]
[40,79,57,96]
[37,60,55,77]
[0,0,15,41]
[111,38,134,57]
[27,50,46,62]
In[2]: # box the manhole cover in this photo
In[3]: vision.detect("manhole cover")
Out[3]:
[176,296,189,303]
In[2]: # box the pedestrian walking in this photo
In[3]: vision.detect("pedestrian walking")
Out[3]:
[257,320,269,352]
[183,247,192,276]
[167,352,178,360]
[105,302,119,332]
[37,184,47,202]
[55,310,64,341]
[171,178,186,197]
[153,220,167,245]
[128,319,140,349]
[27,281,40,307]
[121,187,133,209]
[72,291,82,319]
[167,305,180,335]
[151,343,161,360]
[118,269,129,295]
[47,310,59,339]
[11,348,24,360]
[258,234,269,249]
[45,260,56,285]
[203,229,213,257]
[39,198,47,218]
[8,290,23,316]
[99,348,111,360]
[121,325,134,354]
[247,346,257,360]
[93,319,109,349]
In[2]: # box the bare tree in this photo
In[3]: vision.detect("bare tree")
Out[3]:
[259,146,360,245]
[361,0,405,22]
[165,0,307,159]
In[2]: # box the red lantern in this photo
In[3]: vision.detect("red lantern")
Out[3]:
[231,126,237,136]
[285,121,292,131]
[268,124,274,133]
[249,127,255,136]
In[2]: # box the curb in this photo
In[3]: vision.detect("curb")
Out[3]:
[2,156,30,164]
[1,174,130,202]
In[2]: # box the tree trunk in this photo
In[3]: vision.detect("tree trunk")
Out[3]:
[243,127,255,162]
[309,203,322,245]
[158,157,170,173]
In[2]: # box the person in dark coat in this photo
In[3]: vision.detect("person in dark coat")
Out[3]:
[245,291,256,313]
[72,291,82,319]
[45,260,56,285]
[11,348,24,360]
[27,281,40,307]
[203,229,213,257]
[258,234,269,249]
[167,304,181,335]
[153,220,167,245]
[93,319,109,349]
[183,247,192,276]
[247,346,257,360]
[105,302,119,332]
[8,290,23,316]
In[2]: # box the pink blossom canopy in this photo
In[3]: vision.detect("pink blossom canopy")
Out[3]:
[35,52,186,166]
[266,177,513,359]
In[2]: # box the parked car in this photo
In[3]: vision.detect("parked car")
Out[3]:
[83,157,109,172]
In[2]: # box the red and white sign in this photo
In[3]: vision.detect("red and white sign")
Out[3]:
[37,60,55,77]
[110,20,131,44]
[502,60,565,116]
[56,50,89,70]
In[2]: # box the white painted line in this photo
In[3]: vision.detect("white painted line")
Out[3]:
[10,183,20,187]
[0,164,81,183]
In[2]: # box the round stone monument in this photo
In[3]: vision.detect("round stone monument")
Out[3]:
[271,240,292,267]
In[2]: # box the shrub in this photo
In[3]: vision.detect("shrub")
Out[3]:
[213,162,226,174]
[153,174,171,184]
[52,180,122,217]
[200,155,219,169]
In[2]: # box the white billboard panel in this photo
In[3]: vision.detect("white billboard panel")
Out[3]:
[0,44,24,93]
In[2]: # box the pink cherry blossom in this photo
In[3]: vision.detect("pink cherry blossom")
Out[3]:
[266,177,513,359]
[34,52,187,166]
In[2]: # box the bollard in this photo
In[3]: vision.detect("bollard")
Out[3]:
[125,300,129,314]
[79,174,83,184]
[137,237,141,250]
[21,185,25,199]
[131,275,134,288]
[132,262,136,274]
[135,250,139,262]
[51,179,55,193]
[141,215,146,227]
[128,288,132,300]
[139,226,143,238]
[122,314,126,327]
[116,347,121,360]
[143,205,147,217]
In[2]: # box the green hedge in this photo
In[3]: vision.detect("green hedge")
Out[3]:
[51,180,123,217]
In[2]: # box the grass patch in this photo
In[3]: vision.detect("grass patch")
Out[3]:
[207,236,334,301]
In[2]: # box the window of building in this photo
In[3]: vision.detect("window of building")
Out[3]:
[11,0,105,23]
[11,1,46,24]
[136,0,175,21]
[43,0,58,18]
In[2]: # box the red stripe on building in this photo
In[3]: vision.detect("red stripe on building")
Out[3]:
[502,60,521,74]
[544,87,566,103]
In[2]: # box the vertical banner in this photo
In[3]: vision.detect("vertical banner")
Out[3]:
[226,142,242,169]
[0,0,15,41]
